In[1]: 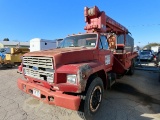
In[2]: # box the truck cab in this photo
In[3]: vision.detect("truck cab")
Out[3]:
[59,33,113,70]
[17,32,114,119]
[19,32,113,94]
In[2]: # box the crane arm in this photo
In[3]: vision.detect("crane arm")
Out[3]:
[84,6,129,34]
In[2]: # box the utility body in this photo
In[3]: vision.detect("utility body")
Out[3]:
[30,38,63,52]
[17,6,137,118]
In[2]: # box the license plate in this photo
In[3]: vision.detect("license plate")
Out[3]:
[33,89,41,98]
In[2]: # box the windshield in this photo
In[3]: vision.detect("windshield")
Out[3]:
[140,51,150,55]
[59,34,97,48]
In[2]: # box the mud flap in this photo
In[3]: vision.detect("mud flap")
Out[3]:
[107,73,116,89]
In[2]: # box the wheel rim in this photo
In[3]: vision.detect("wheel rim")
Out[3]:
[89,86,102,112]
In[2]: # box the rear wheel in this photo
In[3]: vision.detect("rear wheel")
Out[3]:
[7,64,13,68]
[84,77,104,120]
[128,59,135,75]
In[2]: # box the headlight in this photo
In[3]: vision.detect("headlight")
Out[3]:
[67,74,77,84]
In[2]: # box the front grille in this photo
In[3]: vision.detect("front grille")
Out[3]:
[23,56,54,82]
[23,56,53,69]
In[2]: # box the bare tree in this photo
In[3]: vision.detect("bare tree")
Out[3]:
[3,38,9,41]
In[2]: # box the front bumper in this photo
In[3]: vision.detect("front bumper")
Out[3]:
[139,57,152,61]
[17,78,81,110]
[17,64,22,74]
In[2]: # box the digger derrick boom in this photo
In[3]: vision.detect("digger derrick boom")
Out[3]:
[84,6,129,34]
[84,6,129,45]
[105,15,129,34]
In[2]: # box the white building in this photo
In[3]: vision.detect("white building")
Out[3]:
[0,41,29,48]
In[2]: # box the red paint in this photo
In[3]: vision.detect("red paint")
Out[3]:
[17,6,138,111]
[17,64,22,73]
[17,78,80,110]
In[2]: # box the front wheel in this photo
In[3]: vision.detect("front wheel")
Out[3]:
[84,77,104,119]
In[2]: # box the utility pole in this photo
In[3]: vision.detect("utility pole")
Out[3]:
[137,42,142,67]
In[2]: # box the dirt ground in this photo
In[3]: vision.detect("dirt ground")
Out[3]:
[0,64,160,120]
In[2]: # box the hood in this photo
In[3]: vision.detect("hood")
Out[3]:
[24,47,97,66]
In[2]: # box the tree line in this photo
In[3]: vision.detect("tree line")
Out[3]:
[143,43,160,49]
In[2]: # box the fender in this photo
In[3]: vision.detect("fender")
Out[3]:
[78,61,105,92]
[56,60,105,93]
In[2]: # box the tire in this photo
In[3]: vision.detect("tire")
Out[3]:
[84,77,104,120]
[128,59,135,75]
[159,71,160,82]
[6,64,13,68]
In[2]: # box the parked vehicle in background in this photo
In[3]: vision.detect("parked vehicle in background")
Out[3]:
[142,49,155,55]
[0,47,29,68]
[138,51,154,61]
[155,51,160,66]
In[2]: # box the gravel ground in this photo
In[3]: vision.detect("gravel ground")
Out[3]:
[0,66,160,120]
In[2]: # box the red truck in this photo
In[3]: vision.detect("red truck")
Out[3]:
[17,6,137,119]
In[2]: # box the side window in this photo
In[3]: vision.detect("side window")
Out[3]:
[99,35,108,50]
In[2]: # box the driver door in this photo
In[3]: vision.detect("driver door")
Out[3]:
[99,35,113,70]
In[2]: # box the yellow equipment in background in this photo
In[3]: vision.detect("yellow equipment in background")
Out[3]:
[10,47,30,54]
[0,57,2,64]
[0,47,29,68]
[5,53,24,63]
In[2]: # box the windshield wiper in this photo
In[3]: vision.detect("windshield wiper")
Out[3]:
[69,45,80,47]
